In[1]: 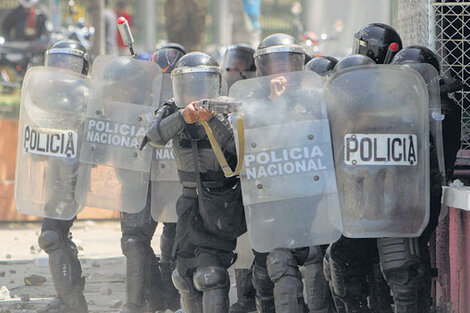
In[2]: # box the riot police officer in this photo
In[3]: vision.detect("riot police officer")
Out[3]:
[373,45,461,313]
[323,23,404,313]
[142,51,246,313]
[249,33,334,313]
[119,43,186,313]
[221,44,256,90]
[36,40,89,313]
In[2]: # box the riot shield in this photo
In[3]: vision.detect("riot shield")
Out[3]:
[230,71,342,253]
[76,56,162,213]
[150,141,179,222]
[324,64,430,238]
[407,63,445,184]
[148,72,181,222]
[15,67,90,219]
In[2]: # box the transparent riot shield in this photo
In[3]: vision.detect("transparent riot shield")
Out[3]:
[230,71,342,253]
[76,56,162,213]
[148,72,181,222]
[150,141,179,222]
[324,64,430,238]
[407,63,445,184]
[15,67,90,219]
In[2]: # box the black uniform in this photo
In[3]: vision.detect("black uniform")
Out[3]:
[145,98,243,313]
[249,33,334,313]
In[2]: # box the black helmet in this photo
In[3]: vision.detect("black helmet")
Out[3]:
[222,44,256,89]
[353,23,402,64]
[334,54,376,72]
[254,33,306,76]
[305,56,338,76]
[391,45,440,74]
[151,43,187,73]
[45,40,89,75]
[171,52,221,107]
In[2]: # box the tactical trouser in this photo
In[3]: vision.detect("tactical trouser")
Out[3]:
[120,196,180,313]
[325,237,378,313]
[303,246,335,313]
[172,192,235,313]
[252,248,308,313]
[229,267,256,313]
[376,190,441,313]
[37,218,88,313]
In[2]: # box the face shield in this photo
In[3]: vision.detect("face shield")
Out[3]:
[45,48,87,74]
[171,66,221,108]
[222,49,256,89]
[254,45,305,77]
[352,35,383,62]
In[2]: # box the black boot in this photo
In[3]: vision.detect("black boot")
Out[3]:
[37,232,88,313]
[230,268,256,313]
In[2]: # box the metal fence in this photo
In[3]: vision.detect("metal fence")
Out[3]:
[395,0,470,155]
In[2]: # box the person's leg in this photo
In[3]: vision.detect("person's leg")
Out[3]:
[120,204,162,313]
[160,222,181,310]
[37,218,88,313]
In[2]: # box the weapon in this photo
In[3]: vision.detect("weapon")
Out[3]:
[195,97,242,114]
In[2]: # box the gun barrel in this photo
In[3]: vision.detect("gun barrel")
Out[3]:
[198,99,241,114]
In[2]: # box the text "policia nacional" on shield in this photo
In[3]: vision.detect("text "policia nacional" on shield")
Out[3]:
[344,134,418,166]
[23,125,78,158]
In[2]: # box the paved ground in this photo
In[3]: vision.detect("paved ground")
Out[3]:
[0,221,242,313]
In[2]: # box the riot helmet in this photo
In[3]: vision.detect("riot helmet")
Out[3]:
[391,45,440,74]
[352,23,402,64]
[45,40,89,75]
[18,0,38,8]
[152,43,187,73]
[222,44,256,89]
[305,56,338,76]
[333,54,376,72]
[254,33,306,76]
[171,52,221,108]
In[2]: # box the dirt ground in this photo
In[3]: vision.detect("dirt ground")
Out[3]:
[0,221,241,313]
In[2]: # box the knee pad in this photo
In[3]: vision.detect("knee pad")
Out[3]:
[38,230,61,254]
[121,236,147,257]
[193,266,229,292]
[378,237,420,284]
[266,249,301,283]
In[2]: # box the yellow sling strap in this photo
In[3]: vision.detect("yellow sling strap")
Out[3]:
[200,117,245,178]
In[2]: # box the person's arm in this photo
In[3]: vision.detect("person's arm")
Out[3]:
[145,101,185,147]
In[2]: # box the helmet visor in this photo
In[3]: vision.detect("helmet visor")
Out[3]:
[172,69,220,108]
[45,53,84,74]
[255,52,305,76]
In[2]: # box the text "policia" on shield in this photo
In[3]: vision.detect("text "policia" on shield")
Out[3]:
[344,134,418,166]
[23,125,78,158]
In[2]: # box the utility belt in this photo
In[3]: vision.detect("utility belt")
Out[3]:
[179,170,238,191]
